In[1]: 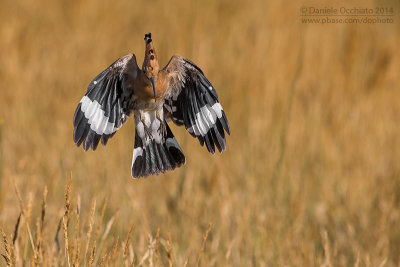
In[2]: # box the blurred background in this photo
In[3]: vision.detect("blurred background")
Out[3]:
[0,0,399,265]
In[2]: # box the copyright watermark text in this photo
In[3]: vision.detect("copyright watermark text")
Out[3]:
[300,6,395,24]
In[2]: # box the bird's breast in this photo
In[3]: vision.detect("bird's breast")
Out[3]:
[132,73,169,110]
[134,97,164,112]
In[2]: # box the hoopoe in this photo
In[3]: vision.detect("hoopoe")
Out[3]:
[73,33,230,178]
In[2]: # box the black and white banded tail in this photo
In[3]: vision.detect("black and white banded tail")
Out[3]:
[132,118,185,178]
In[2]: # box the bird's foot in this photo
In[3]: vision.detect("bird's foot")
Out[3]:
[156,115,167,137]
[157,121,167,137]
[142,121,153,139]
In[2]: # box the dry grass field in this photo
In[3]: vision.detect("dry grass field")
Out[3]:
[0,0,400,265]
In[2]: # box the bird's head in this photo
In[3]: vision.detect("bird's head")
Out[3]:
[142,33,159,77]
[143,33,159,102]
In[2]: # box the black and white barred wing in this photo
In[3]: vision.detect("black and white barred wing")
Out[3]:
[162,55,230,154]
[73,53,138,151]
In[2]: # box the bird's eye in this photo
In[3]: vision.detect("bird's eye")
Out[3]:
[149,50,153,54]
[150,55,155,60]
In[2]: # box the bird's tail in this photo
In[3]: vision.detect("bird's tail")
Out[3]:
[131,119,185,178]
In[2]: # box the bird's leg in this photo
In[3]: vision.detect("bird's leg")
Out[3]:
[139,111,153,139]
[156,111,167,137]
[143,124,153,139]
[158,120,167,137]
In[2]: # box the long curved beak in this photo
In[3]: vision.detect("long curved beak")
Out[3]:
[150,77,156,102]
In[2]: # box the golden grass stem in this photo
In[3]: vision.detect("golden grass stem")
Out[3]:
[123,223,133,259]
[95,200,107,242]
[62,173,73,267]
[1,228,11,266]
[12,213,21,245]
[155,227,160,263]
[65,173,72,218]
[88,244,96,267]
[91,200,106,266]
[196,222,213,267]
[83,198,96,266]
[10,242,16,266]
[166,233,173,267]
[41,186,48,232]
[63,216,70,267]
[321,230,332,267]
[378,258,387,267]
[13,182,36,257]
[95,210,116,265]
[55,218,62,252]
[354,250,360,267]
[74,195,81,267]
[33,217,41,266]
[101,213,116,242]
[107,236,119,265]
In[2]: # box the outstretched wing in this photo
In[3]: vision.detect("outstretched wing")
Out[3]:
[162,55,230,154]
[73,53,139,151]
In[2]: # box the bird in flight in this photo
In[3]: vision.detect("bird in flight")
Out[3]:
[73,33,230,178]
